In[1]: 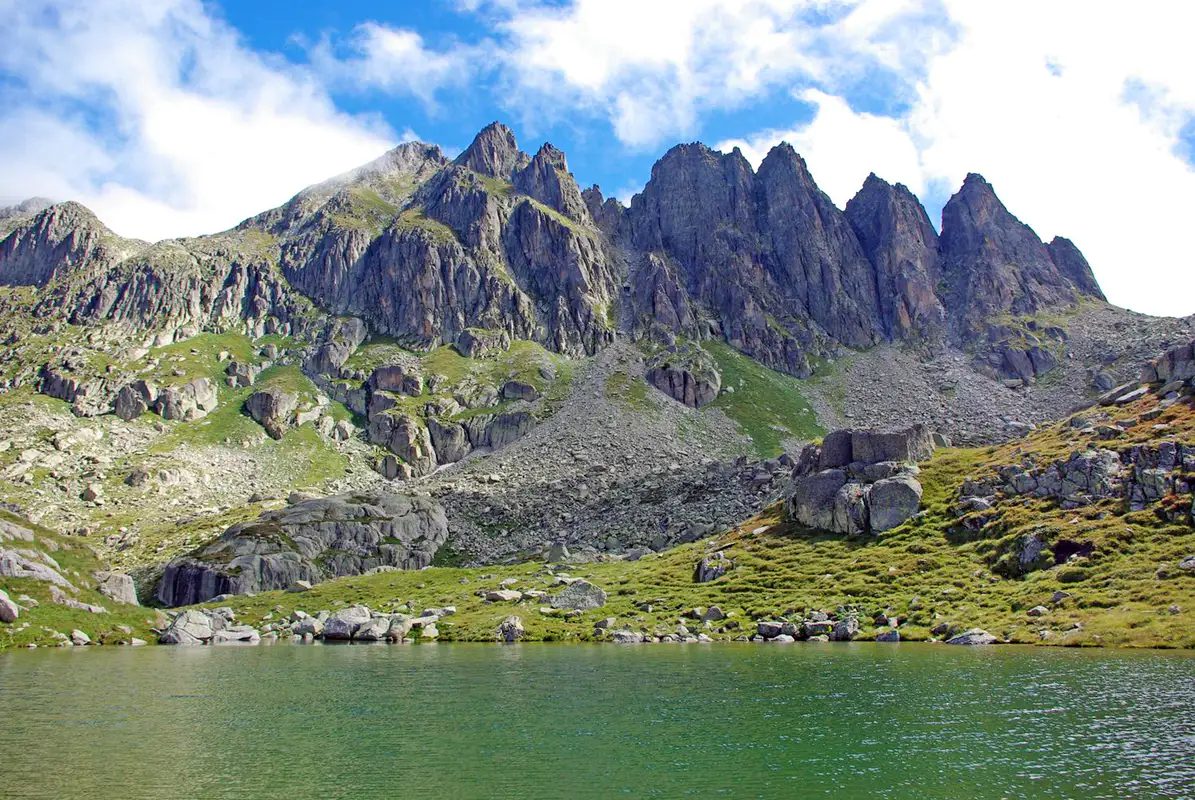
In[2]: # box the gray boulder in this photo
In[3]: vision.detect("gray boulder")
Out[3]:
[946,628,998,645]
[645,344,721,408]
[323,606,373,640]
[244,387,298,439]
[548,579,607,611]
[354,616,393,642]
[92,571,138,605]
[868,475,923,532]
[497,615,525,642]
[830,616,860,641]
[159,609,225,645]
[501,380,540,402]
[211,625,261,645]
[154,378,218,421]
[789,469,848,531]
[0,588,18,623]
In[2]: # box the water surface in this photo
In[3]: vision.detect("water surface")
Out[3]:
[2,643,1192,799]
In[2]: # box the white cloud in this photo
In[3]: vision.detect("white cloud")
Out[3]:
[908,0,1195,316]
[483,0,947,148]
[0,0,396,241]
[311,22,475,107]
[717,88,926,204]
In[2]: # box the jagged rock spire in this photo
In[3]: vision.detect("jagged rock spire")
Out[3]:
[454,121,528,179]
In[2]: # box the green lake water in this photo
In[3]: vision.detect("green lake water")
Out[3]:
[1,642,1192,799]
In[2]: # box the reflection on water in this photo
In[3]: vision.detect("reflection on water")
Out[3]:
[1,643,1193,799]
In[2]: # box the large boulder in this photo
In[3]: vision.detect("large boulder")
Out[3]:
[548,579,608,611]
[156,491,449,606]
[497,615,525,642]
[323,606,373,640]
[789,469,848,531]
[244,387,298,439]
[154,378,218,421]
[0,588,18,623]
[946,628,998,645]
[92,570,138,605]
[159,609,225,645]
[645,344,721,408]
[868,475,923,532]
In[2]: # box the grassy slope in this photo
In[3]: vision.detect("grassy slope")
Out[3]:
[0,511,163,649]
[204,388,1195,649]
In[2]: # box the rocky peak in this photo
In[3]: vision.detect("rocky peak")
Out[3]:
[454,121,528,179]
[845,173,944,338]
[938,173,1093,335]
[513,143,591,223]
[754,143,884,349]
[629,142,756,257]
[0,201,138,287]
[0,196,54,223]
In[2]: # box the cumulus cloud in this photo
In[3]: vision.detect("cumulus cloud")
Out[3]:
[311,22,476,107]
[481,0,951,148]
[0,0,397,242]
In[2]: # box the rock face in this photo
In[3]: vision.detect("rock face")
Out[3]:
[1,123,1107,407]
[787,425,934,535]
[845,174,945,338]
[156,491,449,606]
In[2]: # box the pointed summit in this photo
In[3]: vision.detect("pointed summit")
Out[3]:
[845,173,944,338]
[939,174,1099,333]
[513,142,590,222]
[455,122,528,179]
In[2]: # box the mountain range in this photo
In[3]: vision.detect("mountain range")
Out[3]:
[0,121,1192,635]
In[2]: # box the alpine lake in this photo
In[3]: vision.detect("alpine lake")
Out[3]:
[2,641,1193,799]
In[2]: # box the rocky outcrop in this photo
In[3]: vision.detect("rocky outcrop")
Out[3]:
[92,571,138,606]
[0,201,141,287]
[154,378,218,421]
[786,425,936,535]
[644,343,721,408]
[548,579,608,611]
[155,491,449,606]
[244,387,298,439]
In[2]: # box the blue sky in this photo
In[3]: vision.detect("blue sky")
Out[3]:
[1,0,1194,316]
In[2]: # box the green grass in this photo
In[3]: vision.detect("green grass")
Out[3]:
[702,340,824,457]
[475,173,514,199]
[136,331,260,388]
[524,198,588,235]
[201,431,1195,649]
[330,187,400,234]
[605,370,653,410]
[393,207,458,245]
[0,511,164,649]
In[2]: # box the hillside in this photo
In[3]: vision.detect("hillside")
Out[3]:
[0,121,1192,650]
